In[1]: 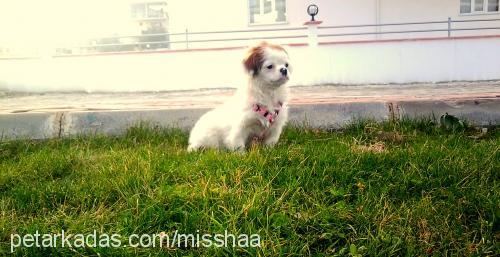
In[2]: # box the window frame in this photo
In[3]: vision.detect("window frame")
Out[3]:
[460,0,500,15]
[247,0,288,26]
[131,2,167,21]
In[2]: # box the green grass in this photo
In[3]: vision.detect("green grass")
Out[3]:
[0,120,498,256]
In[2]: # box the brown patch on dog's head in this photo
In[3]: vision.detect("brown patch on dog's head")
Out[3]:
[243,42,287,76]
[243,45,264,76]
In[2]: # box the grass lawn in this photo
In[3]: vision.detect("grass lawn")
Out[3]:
[0,120,498,256]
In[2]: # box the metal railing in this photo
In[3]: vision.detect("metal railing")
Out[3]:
[44,17,500,56]
[73,26,307,53]
[317,17,500,39]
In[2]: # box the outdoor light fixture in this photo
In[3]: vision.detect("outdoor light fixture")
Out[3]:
[307,4,319,21]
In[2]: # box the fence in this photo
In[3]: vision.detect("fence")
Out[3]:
[48,17,500,56]
[318,17,500,41]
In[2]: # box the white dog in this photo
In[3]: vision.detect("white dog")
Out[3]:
[188,42,290,151]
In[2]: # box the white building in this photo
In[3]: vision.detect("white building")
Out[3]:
[161,0,500,49]
[165,1,499,30]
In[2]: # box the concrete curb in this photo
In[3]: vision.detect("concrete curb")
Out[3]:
[396,98,500,125]
[1,97,498,140]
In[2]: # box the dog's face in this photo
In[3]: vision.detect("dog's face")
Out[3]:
[243,42,290,87]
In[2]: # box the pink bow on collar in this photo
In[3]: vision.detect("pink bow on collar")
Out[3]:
[252,101,283,124]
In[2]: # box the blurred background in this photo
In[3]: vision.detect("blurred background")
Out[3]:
[0,0,499,92]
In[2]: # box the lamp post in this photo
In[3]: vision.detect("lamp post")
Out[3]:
[304,4,322,47]
[307,4,319,21]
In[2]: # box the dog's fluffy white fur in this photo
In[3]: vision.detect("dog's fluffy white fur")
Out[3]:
[188,42,290,151]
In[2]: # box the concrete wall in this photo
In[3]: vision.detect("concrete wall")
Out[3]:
[1,36,499,92]
[298,37,500,84]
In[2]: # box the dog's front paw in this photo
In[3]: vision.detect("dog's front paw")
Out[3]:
[259,118,271,129]
[229,144,246,153]
[226,139,246,152]
[234,147,247,154]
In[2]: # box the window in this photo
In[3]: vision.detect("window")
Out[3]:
[488,0,500,11]
[131,2,167,19]
[249,0,286,25]
[461,0,499,13]
[461,0,472,13]
[475,0,484,11]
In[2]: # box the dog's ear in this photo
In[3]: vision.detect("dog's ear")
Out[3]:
[243,45,264,76]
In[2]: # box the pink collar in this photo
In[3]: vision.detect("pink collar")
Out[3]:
[252,101,283,124]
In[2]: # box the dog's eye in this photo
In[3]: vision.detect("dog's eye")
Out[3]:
[285,63,289,67]
[266,65,273,69]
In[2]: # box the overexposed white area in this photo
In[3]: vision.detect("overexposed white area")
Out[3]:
[2,0,499,50]
[1,37,500,92]
[0,49,248,92]
[0,1,131,48]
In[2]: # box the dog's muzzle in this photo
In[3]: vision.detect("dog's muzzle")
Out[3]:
[280,68,288,76]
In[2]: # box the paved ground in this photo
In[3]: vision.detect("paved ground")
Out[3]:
[1,81,499,114]
[0,81,499,140]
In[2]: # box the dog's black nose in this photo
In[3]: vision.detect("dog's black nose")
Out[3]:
[280,68,288,76]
